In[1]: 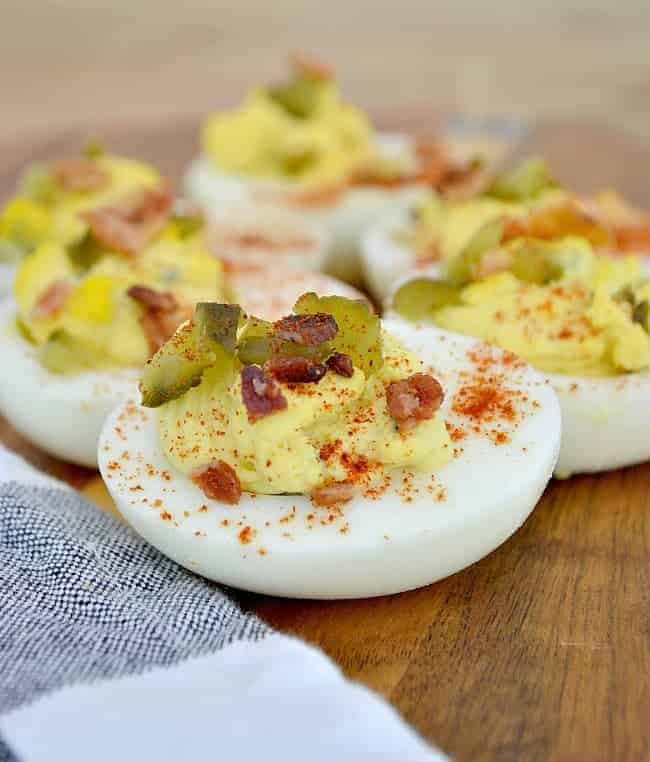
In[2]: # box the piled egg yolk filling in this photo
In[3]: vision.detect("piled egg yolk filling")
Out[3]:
[393,232,650,377]
[143,295,451,500]
[12,181,225,374]
[0,153,162,262]
[396,157,616,264]
[201,60,375,186]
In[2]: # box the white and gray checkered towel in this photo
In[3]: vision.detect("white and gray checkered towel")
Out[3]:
[0,446,446,762]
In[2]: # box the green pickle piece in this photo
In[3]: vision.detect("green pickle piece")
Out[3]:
[294,292,382,374]
[140,304,238,408]
[392,279,461,321]
[508,240,563,284]
[632,299,650,332]
[237,314,330,365]
[195,302,241,352]
[269,76,323,120]
[445,218,505,286]
[487,157,555,202]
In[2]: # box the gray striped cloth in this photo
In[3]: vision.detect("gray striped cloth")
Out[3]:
[0,449,445,762]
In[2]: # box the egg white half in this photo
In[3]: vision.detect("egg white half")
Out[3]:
[184,133,425,286]
[98,320,561,599]
[0,301,139,468]
[548,370,650,477]
[385,309,650,478]
[206,201,330,273]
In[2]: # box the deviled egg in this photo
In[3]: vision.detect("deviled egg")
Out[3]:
[0,146,162,296]
[0,185,225,467]
[388,231,650,477]
[362,158,650,303]
[185,54,485,286]
[99,294,560,598]
[206,201,329,274]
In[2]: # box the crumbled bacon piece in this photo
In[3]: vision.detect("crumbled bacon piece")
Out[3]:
[51,159,109,193]
[502,199,612,248]
[264,356,326,383]
[274,312,338,345]
[191,460,242,505]
[615,224,650,252]
[386,372,444,432]
[31,280,73,319]
[241,365,288,422]
[326,352,354,377]
[291,52,333,81]
[127,285,190,355]
[127,285,178,312]
[81,184,172,257]
[310,480,355,507]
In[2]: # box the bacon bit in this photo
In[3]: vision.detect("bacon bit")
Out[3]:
[502,199,612,248]
[81,184,172,257]
[128,285,191,355]
[264,356,326,384]
[311,481,355,507]
[51,159,109,193]
[241,365,287,422]
[191,460,242,505]
[326,352,354,377]
[349,138,486,198]
[439,158,490,201]
[386,373,444,432]
[238,525,256,545]
[291,52,333,81]
[160,511,173,521]
[274,312,338,345]
[127,285,177,312]
[267,182,346,209]
[222,230,314,252]
[415,242,442,265]
[615,223,650,252]
[31,279,72,319]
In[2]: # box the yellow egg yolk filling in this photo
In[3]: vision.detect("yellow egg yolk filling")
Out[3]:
[156,332,451,496]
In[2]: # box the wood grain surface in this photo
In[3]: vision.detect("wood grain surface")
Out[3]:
[1,113,649,762]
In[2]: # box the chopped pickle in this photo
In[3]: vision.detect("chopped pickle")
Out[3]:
[487,158,555,202]
[445,219,505,286]
[508,240,563,284]
[237,314,331,365]
[195,302,241,353]
[170,204,204,239]
[141,303,240,407]
[269,76,323,119]
[238,335,331,366]
[140,322,210,408]
[392,279,461,321]
[632,300,650,332]
[294,292,382,374]
[83,138,106,159]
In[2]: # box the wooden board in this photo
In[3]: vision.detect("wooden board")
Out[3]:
[2,113,649,762]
